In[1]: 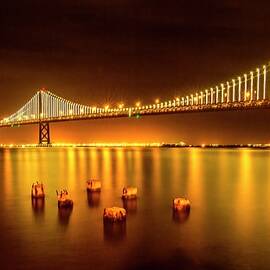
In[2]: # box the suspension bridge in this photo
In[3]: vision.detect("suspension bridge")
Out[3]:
[1,63,270,145]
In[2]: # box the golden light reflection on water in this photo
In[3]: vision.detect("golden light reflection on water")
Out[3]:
[3,149,12,196]
[1,148,270,270]
[152,148,161,197]
[38,149,47,177]
[66,148,77,190]
[187,148,203,204]
[217,149,229,195]
[58,148,68,188]
[78,148,87,183]
[102,148,112,189]
[13,150,27,198]
[116,148,126,188]
[235,150,254,235]
[90,148,99,179]
[171,148,182,194]
[133,148,143,191]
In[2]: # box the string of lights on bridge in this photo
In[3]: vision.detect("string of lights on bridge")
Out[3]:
[1,63,270,126]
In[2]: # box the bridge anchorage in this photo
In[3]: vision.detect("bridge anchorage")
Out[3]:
[0,62,270,145]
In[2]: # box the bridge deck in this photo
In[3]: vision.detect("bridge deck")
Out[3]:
[1,100,269,128]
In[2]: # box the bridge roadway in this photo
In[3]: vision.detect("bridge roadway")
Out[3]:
[0,99,269,128]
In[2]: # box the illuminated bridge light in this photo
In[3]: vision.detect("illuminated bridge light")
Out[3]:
[136,101,141,107]
[256,68,260,100]
[221,83,224,103]
[244,73,248,101]
[175,97,180,106]
[205,89,208,104]
[181,97,184,106]
[226,81,230,103]
[232,79,235,102]
[263,65,267,99]
[250,71,254,100]
[238,76,242,101]
[104,105,110,113]
[200,91,203,105]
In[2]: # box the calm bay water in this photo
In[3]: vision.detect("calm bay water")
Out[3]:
[0,147,270,269]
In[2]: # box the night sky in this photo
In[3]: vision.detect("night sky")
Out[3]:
[1,1,270,144]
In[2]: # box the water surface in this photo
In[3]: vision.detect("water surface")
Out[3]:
[0,147,270,269]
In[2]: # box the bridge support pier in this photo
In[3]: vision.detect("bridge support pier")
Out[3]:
[39,122,51,145]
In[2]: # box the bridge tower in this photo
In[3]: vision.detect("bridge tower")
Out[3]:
[39,122,50,145]
[38,90,51,145]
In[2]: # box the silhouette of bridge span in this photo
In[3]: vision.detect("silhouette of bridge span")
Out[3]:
[1,62,270,145]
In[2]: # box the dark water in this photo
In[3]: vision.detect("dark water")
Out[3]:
[1,147,270,270]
